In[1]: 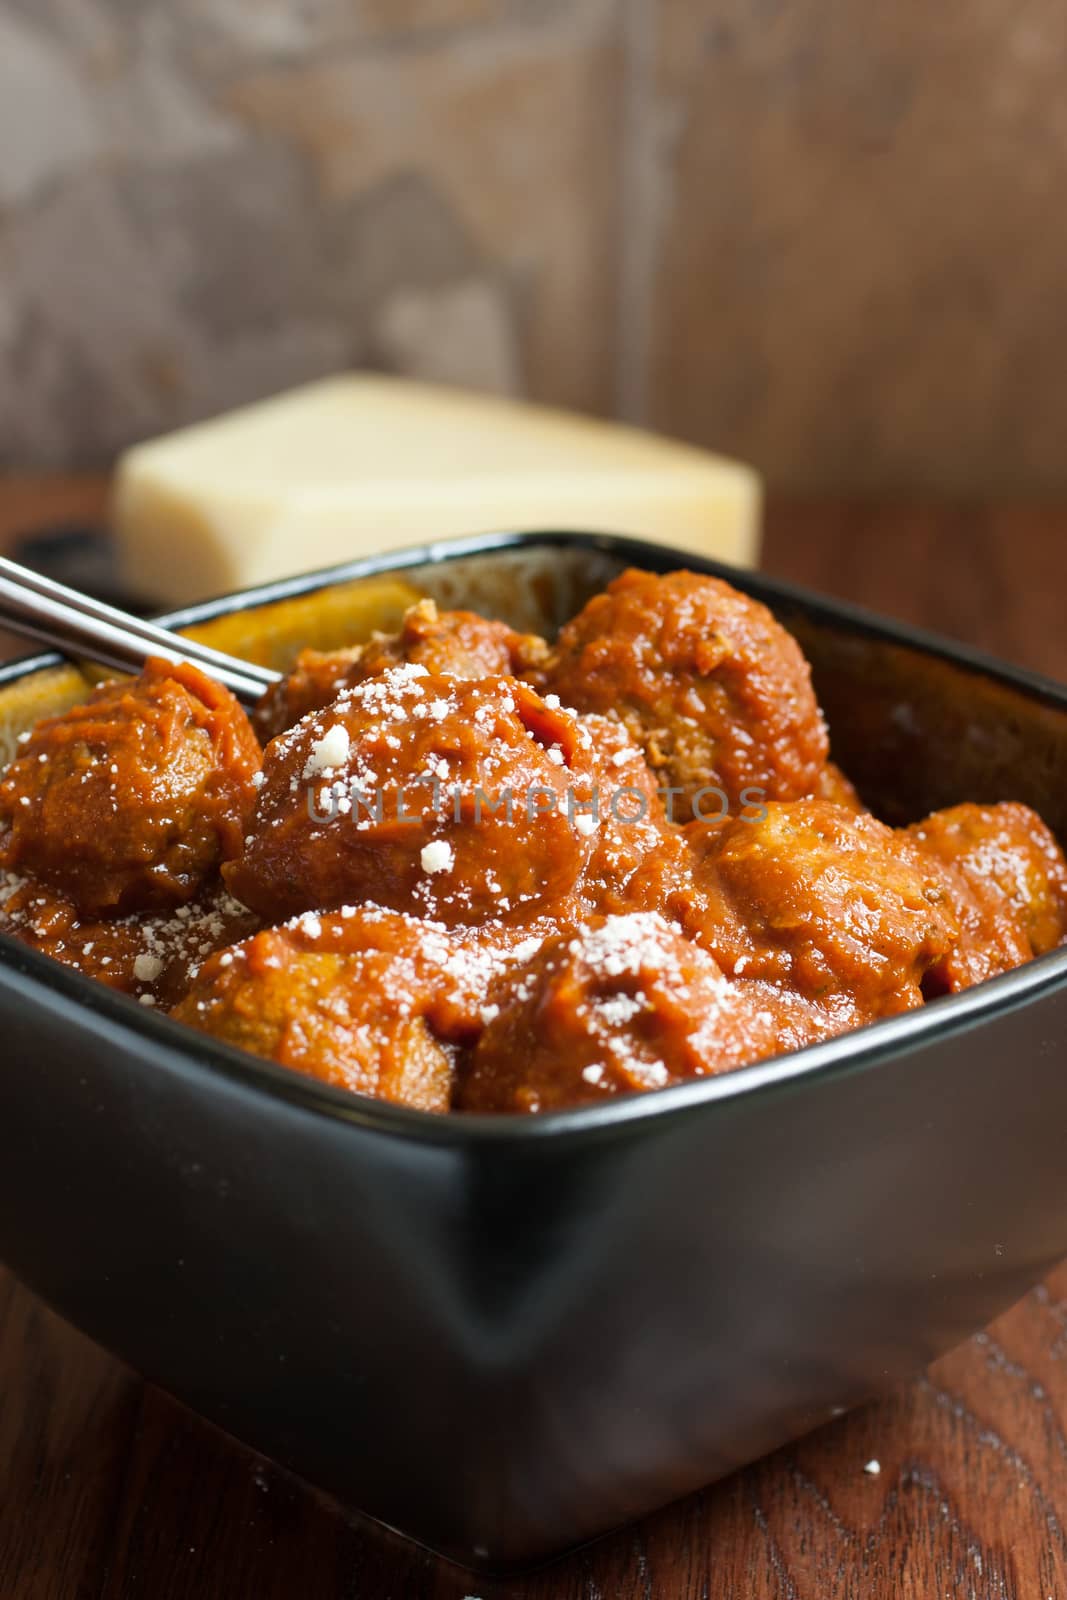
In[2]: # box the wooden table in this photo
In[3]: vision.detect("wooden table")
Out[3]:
[2,483,1067,1599]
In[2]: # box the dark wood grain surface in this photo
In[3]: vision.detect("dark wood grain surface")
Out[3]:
[3,483,1067,1600]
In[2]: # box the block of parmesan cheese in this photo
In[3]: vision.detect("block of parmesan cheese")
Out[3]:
[113,376,761,605]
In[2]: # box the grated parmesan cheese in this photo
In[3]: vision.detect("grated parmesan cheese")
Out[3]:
[420,840,455,875]
[302,724,350,779]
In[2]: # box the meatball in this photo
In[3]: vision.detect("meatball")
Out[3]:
[417,912,578,1045]
[252,644,364,742]
[0,658,261,918]
[458,912,838,1114]
[253,598,550,740]
[0,873,155,995]
[906,801,1067,993]
[172,909,456,1110]
[544,569,829,820]
[0,873,257,1006]
[226,669,599,926]
[675,799,959,1020]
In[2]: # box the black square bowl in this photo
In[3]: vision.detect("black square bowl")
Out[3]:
[2,532,1067,1570]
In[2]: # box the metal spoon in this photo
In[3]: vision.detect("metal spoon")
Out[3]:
[0,556,280,706]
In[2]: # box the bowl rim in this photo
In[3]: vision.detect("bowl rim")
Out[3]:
[3,524,1067,1145]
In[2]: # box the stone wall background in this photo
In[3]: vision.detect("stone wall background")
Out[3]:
[2,0,1067,493]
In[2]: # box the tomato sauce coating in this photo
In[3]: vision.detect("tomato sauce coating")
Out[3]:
[2,568,1065,1117]
[254,599,549,741]
[458,913,843,1113]
[674,800,958,1021]
[906,802,1067,993]
[572,713,690,917]
[544,568,829,820]
[226,669,598,926]
[0,657,260,916]
[173,909,456,1111]
[0,873,257,1007]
